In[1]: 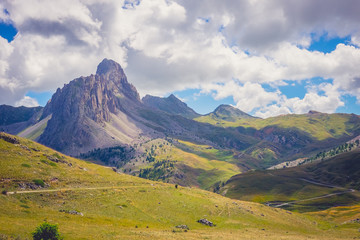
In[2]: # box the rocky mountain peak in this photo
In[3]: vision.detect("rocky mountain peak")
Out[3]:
[38,59,142,154]
[167,94,177,100]
[96,58,124,76]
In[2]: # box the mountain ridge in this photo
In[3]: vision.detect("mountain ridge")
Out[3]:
[1,58,360,190]
[212,104,257,121]
[28,59,257,157]
[0,105,43,135]
[142,94,200,119]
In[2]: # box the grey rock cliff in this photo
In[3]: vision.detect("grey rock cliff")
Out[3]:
[38,59,141,154]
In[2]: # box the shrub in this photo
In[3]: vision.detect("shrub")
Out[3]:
[49,162,57,167]
[32,222,63,240]
[21,163,31,168]
[33,179,45,187]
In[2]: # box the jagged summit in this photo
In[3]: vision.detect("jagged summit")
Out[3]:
[96,58,124,76]
[167,94,177,100]
[38,59,142,154]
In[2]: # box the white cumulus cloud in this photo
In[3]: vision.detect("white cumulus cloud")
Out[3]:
[0,0,359,117]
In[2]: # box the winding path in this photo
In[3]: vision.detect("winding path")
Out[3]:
[268,177,356,208]
[6,184,155,195]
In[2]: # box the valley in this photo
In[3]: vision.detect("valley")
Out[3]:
[0,59,360,239]
[221,149,360,213]
[3,133,358,239]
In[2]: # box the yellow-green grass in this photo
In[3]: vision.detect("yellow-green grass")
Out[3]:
[18,115,51,141]
[223,171,344,203]
[164,140,241,189]
[176,140,236,163]
[1,133,357,239]
[130,139,242,189]
[195,113,359,141]
[310,204,360,225]
[250,148,277,164]
[24,121,48,141]
[222,150,360,212]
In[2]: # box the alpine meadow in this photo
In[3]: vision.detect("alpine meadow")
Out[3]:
[1,1,360,239]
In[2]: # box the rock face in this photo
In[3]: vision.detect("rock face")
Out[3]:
[38,59,142,155]
[42,59,140,123]
[142,94,200,119]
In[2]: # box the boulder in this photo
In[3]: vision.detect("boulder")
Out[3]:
[197,218,215,227]
[175,225,189,230]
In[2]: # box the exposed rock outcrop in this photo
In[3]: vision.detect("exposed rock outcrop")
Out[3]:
[38,59,143,154]
[197,218,215,227]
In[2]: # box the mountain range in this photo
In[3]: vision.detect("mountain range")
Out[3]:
[1,59,360,191]
[1,59,360,239]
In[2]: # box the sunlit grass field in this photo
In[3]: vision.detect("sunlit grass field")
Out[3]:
[196,112,358,141]
[1,133,358,239]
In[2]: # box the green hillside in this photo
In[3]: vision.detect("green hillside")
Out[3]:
[221,149,360,213]
[100,139,245,190]
[196,112,360,141]
[1,132,359,239]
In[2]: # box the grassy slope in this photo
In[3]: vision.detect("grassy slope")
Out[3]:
[222,149,360,212]
[18,115,51,141]
[123,139,243,190]
[196,112,359,141]
[169,140,242,189]
[310,204,360,225]
[0,133,358,239]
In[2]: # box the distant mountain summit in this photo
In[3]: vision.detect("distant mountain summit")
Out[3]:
[211,104,256,121]
[142,94,200,119]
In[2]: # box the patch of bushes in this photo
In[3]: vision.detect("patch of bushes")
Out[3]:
[79,145,135,168]
[40,159,57,167]
[52,153,62,159]
[32,222,63,240]
[33,179,45,187]
[21,163,31,168]
[139,160,175,181]
[49,162,57,167]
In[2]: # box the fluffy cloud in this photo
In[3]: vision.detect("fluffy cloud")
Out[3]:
[254,83,344,118]
[0,0,359,117]
[202,81,344,118]
[15,96,39,107]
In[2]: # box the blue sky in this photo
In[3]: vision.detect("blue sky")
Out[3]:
[173,33,359,115]
[0,1,359,117]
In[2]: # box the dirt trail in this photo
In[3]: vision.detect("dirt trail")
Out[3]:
[269,178,356,208]
[272,189,355,208]
[6,184,155,195]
